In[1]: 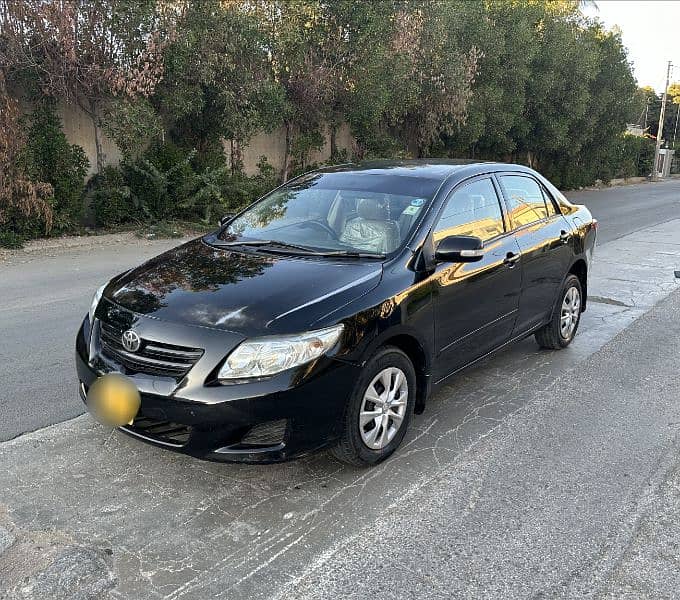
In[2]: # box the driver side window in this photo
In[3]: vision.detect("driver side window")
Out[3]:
[433,178,505,243]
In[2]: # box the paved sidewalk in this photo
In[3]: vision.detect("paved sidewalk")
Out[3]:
[281,288,680,600]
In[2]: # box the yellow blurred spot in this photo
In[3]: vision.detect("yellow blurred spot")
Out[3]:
[87,374,141,427]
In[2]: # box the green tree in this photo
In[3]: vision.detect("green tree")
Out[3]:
[308,0,396,160]
[631,86,658,132]
[385,1,481,157]
[441,1,637,187]
[440,0,536,159]
[248,0,338,179]
[153,0,281,170]
[21,102,89,232]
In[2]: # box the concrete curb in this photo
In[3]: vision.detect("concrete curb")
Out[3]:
[568,173,680,192]
[578,176,648,191]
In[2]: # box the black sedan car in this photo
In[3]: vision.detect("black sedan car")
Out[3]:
[76,160,596,465]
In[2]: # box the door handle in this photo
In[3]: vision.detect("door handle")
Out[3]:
[504,252,520,267]
[559,230,571,244]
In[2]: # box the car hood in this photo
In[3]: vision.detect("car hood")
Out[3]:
[105,237,382,336]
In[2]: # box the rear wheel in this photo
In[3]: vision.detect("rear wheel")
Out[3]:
[535,274,583,349]
[331,346,415,466]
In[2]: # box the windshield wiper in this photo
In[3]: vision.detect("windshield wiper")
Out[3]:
[314,250,386,259]
[217,239,325,255]
[216,239,385,259]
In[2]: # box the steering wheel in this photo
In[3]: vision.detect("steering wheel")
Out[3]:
[301,220,339,240]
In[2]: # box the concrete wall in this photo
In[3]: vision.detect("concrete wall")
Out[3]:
[230,122,356,175]
[57,101,122,176]
[21,97,356,177]
[18,97,121,177]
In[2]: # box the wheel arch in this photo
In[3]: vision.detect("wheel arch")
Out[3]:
[377,333,430,414]
[568,258,588,310]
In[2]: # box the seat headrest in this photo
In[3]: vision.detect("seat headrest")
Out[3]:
[357,198,388,220]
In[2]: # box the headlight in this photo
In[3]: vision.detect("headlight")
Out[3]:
[218,324,344,381]
[88,284,106,325]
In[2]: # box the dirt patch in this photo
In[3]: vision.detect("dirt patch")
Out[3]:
[0,231,197,263]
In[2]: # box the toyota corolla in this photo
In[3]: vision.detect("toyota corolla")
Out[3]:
[75,160,596,466]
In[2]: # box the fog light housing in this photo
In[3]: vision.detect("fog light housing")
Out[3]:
[240,419,288,447]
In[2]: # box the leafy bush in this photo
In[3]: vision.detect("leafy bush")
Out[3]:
[179,164,229,224]
[180,155,280,223]
[86,166,134,227]
[123,141,196,220]
[0,231,25,249]
[220,156,279,212]
[291,129,325,173]
[21,102,89,234]
[616,134,654,178]
[121,143,279,225]
[102,98,163,159]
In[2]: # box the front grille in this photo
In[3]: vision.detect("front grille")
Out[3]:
[122,415,190,447]
[99,321,203,379]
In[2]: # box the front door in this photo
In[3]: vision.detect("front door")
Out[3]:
[430,176,522,382]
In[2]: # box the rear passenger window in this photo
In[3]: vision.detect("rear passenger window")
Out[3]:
[434,178,505,243]
[500,175,548,228]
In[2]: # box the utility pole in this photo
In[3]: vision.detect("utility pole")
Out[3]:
[652,60,673,181]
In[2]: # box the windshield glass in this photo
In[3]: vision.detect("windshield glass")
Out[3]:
[219,171,441,256]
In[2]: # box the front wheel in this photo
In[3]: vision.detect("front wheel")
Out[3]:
[535,274,583,349]
[331,346,415,466]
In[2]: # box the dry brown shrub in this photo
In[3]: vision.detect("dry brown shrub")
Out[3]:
[0,71,53,232]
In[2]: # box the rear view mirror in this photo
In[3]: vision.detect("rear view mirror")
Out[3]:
[435,235,484,263]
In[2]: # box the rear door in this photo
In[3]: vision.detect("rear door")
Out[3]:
[431,176,522,380]
[496,173,573,334]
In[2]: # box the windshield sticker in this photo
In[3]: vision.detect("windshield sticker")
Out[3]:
[411,198,425,207]
[403,205,421,216]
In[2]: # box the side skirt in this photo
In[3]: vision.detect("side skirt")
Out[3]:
[432,325,544,387]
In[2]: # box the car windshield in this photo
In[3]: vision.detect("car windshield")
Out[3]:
[219,171,441,256]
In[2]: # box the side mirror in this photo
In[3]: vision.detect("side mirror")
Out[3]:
[219,214,234,228]
[435,235,484,263]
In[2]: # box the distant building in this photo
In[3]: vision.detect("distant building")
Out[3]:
[626,124,645,136]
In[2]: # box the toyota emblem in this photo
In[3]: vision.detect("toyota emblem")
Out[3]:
[121,330,141,353]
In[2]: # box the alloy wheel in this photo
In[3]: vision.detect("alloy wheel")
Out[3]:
[560,286,581,340]
[358,367,408,450]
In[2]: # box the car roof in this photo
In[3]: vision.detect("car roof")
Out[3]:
[315,159,529,182]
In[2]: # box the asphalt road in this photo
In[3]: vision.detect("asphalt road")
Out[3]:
[565,178,680,244]
[0,179,678,442]
[0,235,193,442]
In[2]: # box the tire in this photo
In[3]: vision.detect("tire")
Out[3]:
[331,346,416,466]
[535,274,583,350]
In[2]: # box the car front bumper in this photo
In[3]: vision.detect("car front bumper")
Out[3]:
[75,317,360,463]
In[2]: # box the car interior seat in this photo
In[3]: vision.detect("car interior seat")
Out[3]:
[339,198,400,254]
